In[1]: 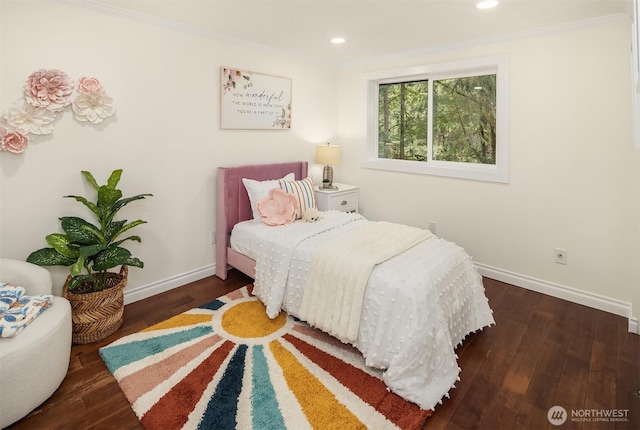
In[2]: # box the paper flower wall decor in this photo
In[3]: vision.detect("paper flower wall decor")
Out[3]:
[1,69,116,155]
[72,77,115,124]
[257,188,298,226]
[0,125,29,154]
[3,100,56,136]
[24,69,74,112]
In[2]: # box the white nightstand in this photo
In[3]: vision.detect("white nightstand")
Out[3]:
[315,183,359,213]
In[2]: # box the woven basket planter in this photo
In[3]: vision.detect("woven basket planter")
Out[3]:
[63,265,127,344]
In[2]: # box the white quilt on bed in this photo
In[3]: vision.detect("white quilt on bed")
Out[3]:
[252,212,364,318]
[246,211,495,410]
[299,221,433,343]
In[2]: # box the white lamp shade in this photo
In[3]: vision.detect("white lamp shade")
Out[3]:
[315,144,341,165]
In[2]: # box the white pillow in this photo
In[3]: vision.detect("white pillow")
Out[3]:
[243,173,294,222]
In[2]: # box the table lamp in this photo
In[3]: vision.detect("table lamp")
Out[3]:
[315,143,341,189]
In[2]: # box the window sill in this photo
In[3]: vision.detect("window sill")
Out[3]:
[361,157,508,183]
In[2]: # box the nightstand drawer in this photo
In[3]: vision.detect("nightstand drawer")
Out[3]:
[316,183,359,213]
[325,192,358,212]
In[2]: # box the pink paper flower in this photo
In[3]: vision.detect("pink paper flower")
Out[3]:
[257,188,298,226]
[77,77,104,95]
[1,130,29,154]
[24,69,74,112]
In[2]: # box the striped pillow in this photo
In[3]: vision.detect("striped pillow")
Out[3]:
[279,176,317,219]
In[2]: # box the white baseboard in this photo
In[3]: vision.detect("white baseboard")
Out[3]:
[123,264,216,305]
[475,263,638,335]
[122,261,638,335]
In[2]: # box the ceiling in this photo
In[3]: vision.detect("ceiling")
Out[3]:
[94,0,631,65]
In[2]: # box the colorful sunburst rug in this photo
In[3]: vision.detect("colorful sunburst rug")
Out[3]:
[99,285,432,430]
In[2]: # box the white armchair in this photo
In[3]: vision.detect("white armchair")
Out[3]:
[0,258,72,428]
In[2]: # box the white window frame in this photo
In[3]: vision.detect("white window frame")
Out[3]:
[364,55,509,183]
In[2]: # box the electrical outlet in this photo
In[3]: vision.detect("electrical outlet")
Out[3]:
[211,231,216,245]
[555,248,567,265]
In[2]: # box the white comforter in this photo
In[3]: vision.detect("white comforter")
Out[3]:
[244,211,495,410]
[299,221,433,343]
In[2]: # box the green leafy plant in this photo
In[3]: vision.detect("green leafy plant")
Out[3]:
[27,169,152,292]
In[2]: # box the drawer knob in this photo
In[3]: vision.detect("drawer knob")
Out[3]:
[341,200,347,205]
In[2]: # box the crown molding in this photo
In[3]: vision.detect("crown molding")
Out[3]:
[338,12,632,68]
[55,1,631,70]
[54,0,332,67]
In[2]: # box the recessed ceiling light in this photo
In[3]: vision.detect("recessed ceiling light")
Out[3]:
[331,37,346,44]
[476,0,498,9]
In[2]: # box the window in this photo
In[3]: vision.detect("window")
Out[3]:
[365,55,509,183]
[378,80,429,161]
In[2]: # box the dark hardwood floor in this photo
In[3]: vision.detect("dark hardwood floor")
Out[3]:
[6,271,639,430]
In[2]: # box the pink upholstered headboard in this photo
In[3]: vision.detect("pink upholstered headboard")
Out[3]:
[215,161,308,279]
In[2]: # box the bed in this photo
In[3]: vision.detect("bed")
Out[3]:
[215,161,495,410]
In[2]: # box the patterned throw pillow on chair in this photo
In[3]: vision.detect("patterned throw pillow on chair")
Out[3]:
[0,282,53,338]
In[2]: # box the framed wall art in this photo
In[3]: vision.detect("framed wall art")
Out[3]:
[220,68,292,130]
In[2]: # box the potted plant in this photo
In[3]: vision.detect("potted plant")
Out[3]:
[27,169,152,343]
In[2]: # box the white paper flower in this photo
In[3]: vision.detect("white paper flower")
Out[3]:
[72,92,115,124]
[0,123,8,141]
[3,100,56,135]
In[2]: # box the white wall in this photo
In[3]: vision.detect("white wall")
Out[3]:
[336,21,640,328]
[0,1,337,295]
